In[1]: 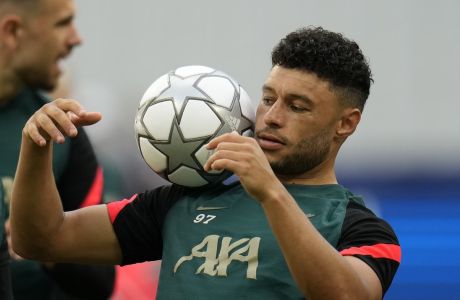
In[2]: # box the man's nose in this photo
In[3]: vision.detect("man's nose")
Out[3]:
[68,25,83,47]
[263,101,285,128]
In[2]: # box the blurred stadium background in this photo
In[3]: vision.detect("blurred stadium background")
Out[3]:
[64,1,460,299]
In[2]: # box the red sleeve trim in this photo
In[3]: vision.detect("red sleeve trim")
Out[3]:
[106,194,138,223]
[80,166,104,208]
[340,243,401,263]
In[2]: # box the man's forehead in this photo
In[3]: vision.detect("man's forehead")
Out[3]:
[263,66,338,104]
[265,67,330,91]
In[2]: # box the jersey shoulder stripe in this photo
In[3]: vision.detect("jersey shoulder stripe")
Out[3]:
[340,243,401,263]
[107,194,138,223]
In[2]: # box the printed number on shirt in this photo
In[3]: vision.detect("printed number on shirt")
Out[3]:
[194,214,216,224]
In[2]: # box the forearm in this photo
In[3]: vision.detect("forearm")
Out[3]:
[11,134,65,259]
[261,186,371,300]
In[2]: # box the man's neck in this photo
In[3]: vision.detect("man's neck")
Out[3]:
[0,70,23,106]
[278,173,338,186]
[276,159,338,186]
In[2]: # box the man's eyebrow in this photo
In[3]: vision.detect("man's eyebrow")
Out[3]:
[262,84,275,93]
[285,92,314,104]
[263,84,313,104]
[56,14,74,26]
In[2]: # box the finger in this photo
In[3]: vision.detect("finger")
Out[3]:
[204,149,248,171]
[204,139,259,171]
[36,113,65,144]
[43,104,78,137]
[71,111,102,127]
[209,158,244,175]
[24,120,48,146]
[53,98,86,115]
[51,98,103,128]
[214,141,255,152]
[207,131,244,149]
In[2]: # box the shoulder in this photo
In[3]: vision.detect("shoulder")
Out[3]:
[338,196,399,251]
[113,182,236,221]
[108,184,189,223]
[337,194,401,295]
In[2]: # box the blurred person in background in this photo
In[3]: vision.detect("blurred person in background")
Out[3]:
[0,184,13,299]
[11,27,401,299]
[0,0,115,298]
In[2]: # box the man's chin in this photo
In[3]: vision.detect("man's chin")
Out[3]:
[19,70,58,92]
[32,79,57,93]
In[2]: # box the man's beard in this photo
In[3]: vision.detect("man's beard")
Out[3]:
[269,127,332,176]
[18,66,56,92]
[24,74,56,92]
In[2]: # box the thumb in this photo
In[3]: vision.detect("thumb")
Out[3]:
[70,111,102,127]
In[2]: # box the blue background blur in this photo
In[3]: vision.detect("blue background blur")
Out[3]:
[343,174,460,299]
[62,1,459,299]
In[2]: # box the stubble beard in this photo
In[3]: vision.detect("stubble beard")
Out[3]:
[18,67,57,92]
[269,128,332,176]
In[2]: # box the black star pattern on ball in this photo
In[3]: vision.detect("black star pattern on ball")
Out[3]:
[210,97,253,138]
[153,120,205,172]
[157,75,209,116]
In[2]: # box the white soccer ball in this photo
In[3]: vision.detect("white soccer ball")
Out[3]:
[134,65,255,187]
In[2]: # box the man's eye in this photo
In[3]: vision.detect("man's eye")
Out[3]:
[262,97,274,105]
[290,105,307,112]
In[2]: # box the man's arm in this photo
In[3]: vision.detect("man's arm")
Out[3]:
[256,187,382,300]
[205,132,382,300]
[42,127,115,299]
[10,99,122,264]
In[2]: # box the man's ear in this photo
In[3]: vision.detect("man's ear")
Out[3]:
[336,107,361,138]
[0,15,22,49]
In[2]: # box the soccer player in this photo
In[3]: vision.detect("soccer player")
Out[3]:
[11,27,400,299]
[0,0,115,298]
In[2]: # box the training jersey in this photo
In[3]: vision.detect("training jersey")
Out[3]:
[0,179,4,240]
[0,87,114,299]
[0,184,13,300]
[108,181,401,299]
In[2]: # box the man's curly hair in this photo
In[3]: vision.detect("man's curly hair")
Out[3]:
[272,27,373,111]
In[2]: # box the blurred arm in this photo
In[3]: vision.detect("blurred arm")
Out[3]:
[42,128,116,298]
[10,99,122,264]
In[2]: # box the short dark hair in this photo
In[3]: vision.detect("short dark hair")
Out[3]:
[272,27,373,111]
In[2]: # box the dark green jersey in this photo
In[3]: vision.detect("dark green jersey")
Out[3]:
[109,180,400,299]
[0,183,13,300]
[0,184,4,240]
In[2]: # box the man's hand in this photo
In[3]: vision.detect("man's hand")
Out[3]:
[204,131,283,201]
[23,98,102,146]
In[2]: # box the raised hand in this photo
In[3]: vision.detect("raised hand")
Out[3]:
[204,131,283,202]
[23,98,102,146]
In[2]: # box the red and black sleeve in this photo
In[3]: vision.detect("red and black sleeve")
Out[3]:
[337,200,401,295]
[107,184,187,265]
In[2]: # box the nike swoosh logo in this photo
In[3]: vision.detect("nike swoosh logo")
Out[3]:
[196,206,229,211]
[305,213,315,218]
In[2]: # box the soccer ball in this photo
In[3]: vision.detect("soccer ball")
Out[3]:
[134,65,255,187]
